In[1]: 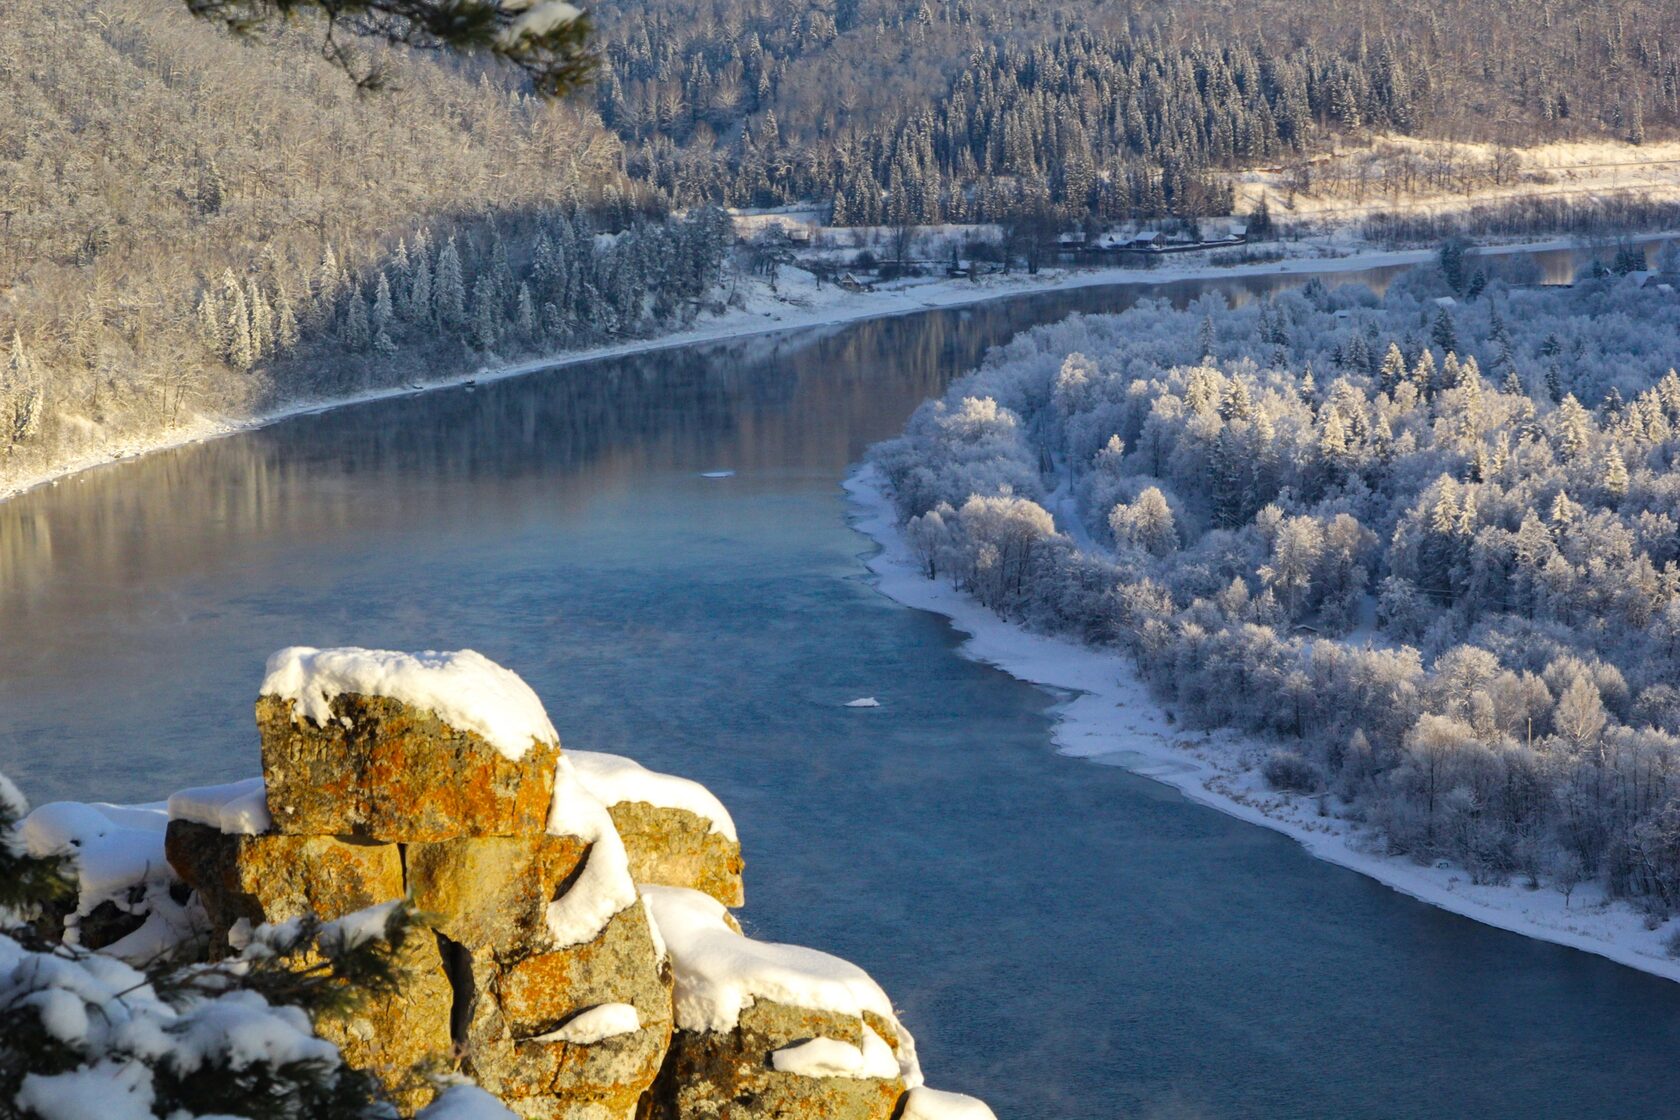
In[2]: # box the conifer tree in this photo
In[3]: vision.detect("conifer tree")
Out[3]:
[275,283,301,351]
[373,271,396,336]
[1379,342,1407,394]
[408,249,434,325]
[342,285,372,351]
[435,237,466,328]
[248,281,274,362]
[516,282,537,340]
[228,284,255,371]
[1604,445,1630,502]
[471,275,500,351]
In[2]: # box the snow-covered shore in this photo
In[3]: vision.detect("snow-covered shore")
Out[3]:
[0,231,1650,506]
[844,464,1680,985]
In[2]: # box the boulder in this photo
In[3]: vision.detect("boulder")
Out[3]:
[407,833,591,953]
[606,802,744,909]
[647,1000,905,1120]
[164,819,404,955]
[459,901,673,1119]
[257,692,559,841]
[637,887,913,1120]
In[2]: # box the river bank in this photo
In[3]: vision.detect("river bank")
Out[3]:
[3,230,1656,506]
[845,464,1680,986]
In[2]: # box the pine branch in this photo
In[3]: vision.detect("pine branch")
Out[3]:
[182,0,596,96]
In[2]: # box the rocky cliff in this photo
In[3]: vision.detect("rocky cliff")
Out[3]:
[34,645,992,1120]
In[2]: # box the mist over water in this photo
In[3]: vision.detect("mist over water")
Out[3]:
[5,257,1679,1118]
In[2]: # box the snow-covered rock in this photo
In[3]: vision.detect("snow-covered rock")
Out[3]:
[256,647,560,841]
[569,751,745,907]
[455,902,672,1117]
[261,647,558,761]
[14,649,994,1120]
[544,756,641,948]
[166,777,271,835]
[640,885,919,1120]
[163,818,406,958]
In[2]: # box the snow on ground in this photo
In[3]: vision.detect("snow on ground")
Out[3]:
[8,229,1669,507]
[567,750,738,841]
[845,465,1680,986]
[544,756,639,948]
[1236,135,1680,231]
[640,884,921,1087]
[260,647,558,761]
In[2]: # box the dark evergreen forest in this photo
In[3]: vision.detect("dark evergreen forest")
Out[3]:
[596,0,1680,223]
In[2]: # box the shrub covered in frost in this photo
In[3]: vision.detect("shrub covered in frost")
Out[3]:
[1261,751,1322,794]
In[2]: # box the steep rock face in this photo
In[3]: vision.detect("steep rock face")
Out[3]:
[605,802,744,909]
[257,693,559,841]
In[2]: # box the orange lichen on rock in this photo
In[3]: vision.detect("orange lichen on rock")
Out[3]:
[257,693,559,841]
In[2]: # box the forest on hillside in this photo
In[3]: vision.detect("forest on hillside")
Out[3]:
[0,0,733,487]
[9,0,1680,492]
[874,252,1680,915]
[596,0,1680,223]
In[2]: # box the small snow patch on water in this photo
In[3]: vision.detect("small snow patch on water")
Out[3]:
[844,697,881,708]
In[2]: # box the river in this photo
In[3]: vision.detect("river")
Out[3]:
[4,254,1679,1119]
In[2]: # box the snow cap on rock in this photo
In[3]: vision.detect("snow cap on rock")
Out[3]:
[261,646,558,761]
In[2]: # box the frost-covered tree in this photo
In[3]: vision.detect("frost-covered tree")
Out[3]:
[434,237,466,328]
[871,267,1680,909]
[1109,487,1178,557]
[3,333,44,454]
